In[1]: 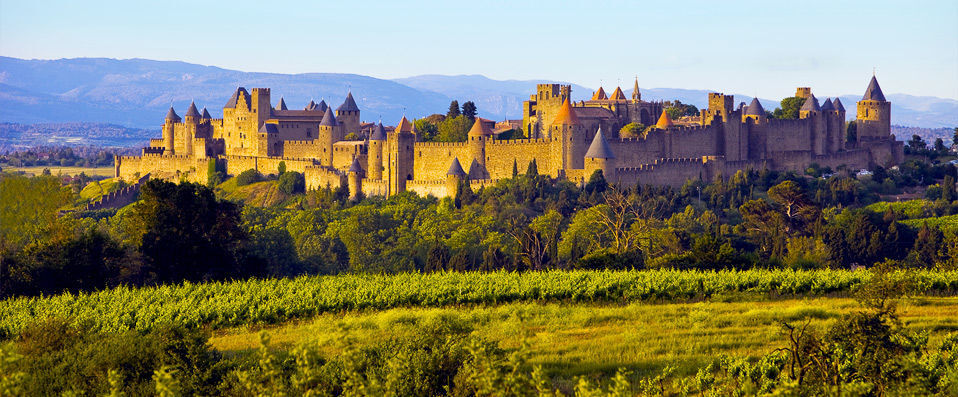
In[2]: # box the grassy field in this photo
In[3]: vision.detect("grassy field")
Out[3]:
[210,297,958,380]
[5,165,114,177]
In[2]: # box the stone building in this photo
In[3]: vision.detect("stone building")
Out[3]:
[116,75,903,199]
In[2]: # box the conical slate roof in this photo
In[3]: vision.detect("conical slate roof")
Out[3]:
[552,98,579,125]
[370,122,387,141]
[201,107,212,119]
[745,98,765,116]
[165,106,181,122]
[821,98,835,111]
[258,124,279,134]
[319,109,337,127]
[348,156,363,174]
[317,99,328,112]
[184,101,200,118]
[337,92,360,112]
[468,118,493,136]
[655,109,674,128]
[396,116,414,133]
[863,75,886,101]
[800,94,821,112]
[276,97,288,111]
[585,127,615,159]
[446,158,466,177]
[609,86,627,100]
[591,87,608,100]
[468,159,485,179]
[305,100,318,111]
[833,98,845,112]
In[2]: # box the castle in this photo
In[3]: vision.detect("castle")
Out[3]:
[115,76,903,198]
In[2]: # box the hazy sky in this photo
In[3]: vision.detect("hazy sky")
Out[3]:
[1,0,956,99]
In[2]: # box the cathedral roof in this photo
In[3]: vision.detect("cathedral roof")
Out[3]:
[165,106,181,122]
[337,91,360,112]
[258,124,279,134]
[745,98,765,116]
[319,108,337,127]
[655,109,674,128]
[833,98,845,112]
[396,116,415,133]
[552,98,580,125]
[348,156,363,174]
[821,98,835,111]
[591,87,608,100]
[184,101,200,118]
[447,157,466,177]
[800,94,821,112]
[468,118,494,136]
[863,75,886,102]
[370,122,387,141]
[225,87,250,110]
[609,86,627,100]
[201,107,212,119]
[585,127,615,159]
[276,97,288,111]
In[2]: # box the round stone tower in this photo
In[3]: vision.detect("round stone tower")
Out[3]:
[367,122,386,180]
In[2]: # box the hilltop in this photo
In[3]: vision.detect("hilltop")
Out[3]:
[1,57,955,129]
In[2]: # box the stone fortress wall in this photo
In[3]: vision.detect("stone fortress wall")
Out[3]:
[117,75,904,200]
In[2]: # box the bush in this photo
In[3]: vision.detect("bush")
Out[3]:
[277,171,305,195]
[235,169,261,186]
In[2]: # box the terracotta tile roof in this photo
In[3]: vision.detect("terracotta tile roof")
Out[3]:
[468,117,494,136]
[396,116,414,133]
[609,86,627,100]
[655,109,674,128]
[591,87,608,100]
[552,99,580,125]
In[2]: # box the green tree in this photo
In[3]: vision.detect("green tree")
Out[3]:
[908,134,927,151]
[461,101,477,120]
[446,100,460,118]
[436,116,473,142]
[0,174,73,250]
[277,171,305,195]
[526,159,538,177]
[277,161,286,176]
[953,127,958,147]
[771,97,806,119]
[414,119,439,142]
[619,122,646,138]
[934,138,947,153]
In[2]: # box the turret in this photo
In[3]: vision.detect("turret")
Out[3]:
[800,94,826,155]
[584,127,616,182]
[467,117,492,176]
[743,98,766,124]
[163,106,180,155]
[201,107,212,120]
[367,122,386,180]
[336,92,361,135]
[821,98,842,153]
[655,109,674,129]
[275,97,288,111]
[798,94,821,118]
[609,87,626,101]
[387,116,416,194]
[445,157,467,197]
[318,108,338,166]
[183,102,200,156]
[347,156,364,201]
[551,98,582,170]
[856,75,891,141]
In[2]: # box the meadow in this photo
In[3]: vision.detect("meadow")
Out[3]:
[6,165,114,177]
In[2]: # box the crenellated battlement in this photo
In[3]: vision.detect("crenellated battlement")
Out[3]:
[415,141,469,148]
[487,138,552,146]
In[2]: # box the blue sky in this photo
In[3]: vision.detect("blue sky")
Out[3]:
[1,0,956,99]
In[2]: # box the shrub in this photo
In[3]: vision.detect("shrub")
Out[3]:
[235,169,261,186]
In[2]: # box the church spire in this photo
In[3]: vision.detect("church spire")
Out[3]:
[632,76,641,101]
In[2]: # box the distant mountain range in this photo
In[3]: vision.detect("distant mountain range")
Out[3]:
[1,57,955,129]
